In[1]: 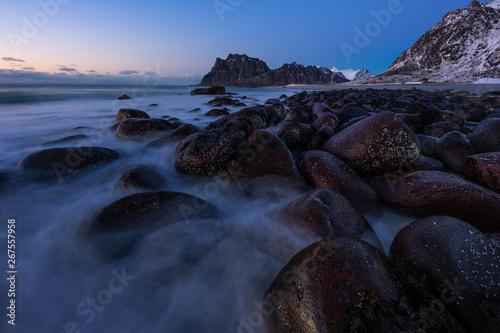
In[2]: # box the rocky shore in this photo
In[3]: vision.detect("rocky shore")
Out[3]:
[13,85,500,332]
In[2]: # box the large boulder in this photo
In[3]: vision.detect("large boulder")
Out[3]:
[114,165,166,191]
[275,120,314,151]
[174,107,267,176]
[227,130,307,195]
[264,238,412,333]
[116,119,176,141]
[85,191,229,258]
[246,189,381,260]
[390,216,500,333]
[322,111,421,177]
[432,131,474,174]
[297,151,379,213]
[370,170,500,232]
[115,108,150,122]
[465,152,500,194]
[18,147,120,182]
[144,124,199,149]
[467,118,500,153]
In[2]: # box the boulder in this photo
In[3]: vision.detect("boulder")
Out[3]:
[144,124,199,149]
[205,108,230,117]
[207,97,236,106]
[467,118,500,153]
[246,189,382,260]
[275,120,314,151]
[390,216,500,333]
[422,121,461,138]
[41,134,90,147]
[322,111,421,177]
[18,147,120,182]
[115,108,150,122]
[227,130,307,195]
[298,151,379,213]
[117,94,130,100]
[264,238,411,333]
[465,152,500,194]
[114,165,166,191]
[116,119,176,141]
[190,85,226,95]
[370,170,500,232]
[432,131,474,174]
[174,107,267,176]
[264,102,288,125]
[308,126,335,150]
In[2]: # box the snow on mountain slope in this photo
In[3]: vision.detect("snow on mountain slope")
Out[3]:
[378,0,500,83]
[331,67,373,81]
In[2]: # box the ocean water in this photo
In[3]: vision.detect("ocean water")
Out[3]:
[0,84,413,333]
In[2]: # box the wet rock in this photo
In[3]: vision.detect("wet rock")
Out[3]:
[117,94,130,100]
[234,102,247,107]
[308,126,335,150]
[175,107,267,176]
[419,109,465,129]
[246,189,382,261]
[322,111,421,177]
[114,165,166,191]
[18,147,120,182]
[418,134,438,156]
[115,108,150,122]
[41,134,90,147]
[370,170,500,232]
[144,124,199,149]
[207,97,236,106]
[390,216,500,333]
[116,119,176,141]
[467,118,500,153]
[265,98,280,105]
[190,85,225,95]
[227,130,306,195]
[409,155,446,172]
[264,102,287,125]
[275,120,314,151]
[465,152,500,194]
[264,238,411,333]
[337,107,369,124]
[422,121,461,138]
[86,191,229,258]
[312,112,339,132]
[188,108,201,113]
[433,131,474,174]
[205,108,230,117]
[298,151,379,213]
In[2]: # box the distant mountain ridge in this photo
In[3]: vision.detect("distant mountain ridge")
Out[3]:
[331,67,373,81]
[377,0,500,83]
[198,54,348,87]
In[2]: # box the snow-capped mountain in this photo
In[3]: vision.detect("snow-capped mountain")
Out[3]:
[331,67,373,81]
[378,0,500,83]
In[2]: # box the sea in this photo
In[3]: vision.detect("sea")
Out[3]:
[0,84,416,333]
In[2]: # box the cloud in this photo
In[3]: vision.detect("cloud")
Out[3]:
[22,67,36,70]
[119,70,140,75]
[58,66,77,72]
[2,57,25,62]
[87,70,98,74]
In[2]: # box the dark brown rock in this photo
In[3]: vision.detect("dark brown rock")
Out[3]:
[190,85,226,95]
[114,165,166,191]
[371,170,500,231]
[422,121,461,138]
[205,108,230,117]
[275,120,314,151]
[18,147,120,182]
[227,130,307,194]
[467,118,500,153]
[264,238,410,333]
[246,189,382,260]
[207,97,236,106]
[174,107,267,176]
[465,152,500,193]
[144,124,199,149]
[264,102,288,125]
[433,131,474,174]
[298,151,380,213]
[116,119,175,141]
[409,155,447,172]
[41,134,90,147]
[322,111,421,177]
[115,108,150,122]
[308,126,335,150]
[390,216,500,333]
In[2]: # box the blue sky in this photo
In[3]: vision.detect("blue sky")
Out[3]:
[0,0,491,84]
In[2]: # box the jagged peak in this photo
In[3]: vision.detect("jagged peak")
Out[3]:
[468,0,483,9]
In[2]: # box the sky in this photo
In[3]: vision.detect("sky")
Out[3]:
[0,0,492,84]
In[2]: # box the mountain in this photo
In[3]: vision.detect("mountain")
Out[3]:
[331,67,373,81]
[378,0,500,83]
[198,54,348,87]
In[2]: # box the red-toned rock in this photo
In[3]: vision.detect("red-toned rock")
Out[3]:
[246,189,381,260]
[390,216,500,333]
[371,170,500,232]
[322,111,421,177]
[432,131,474,174]
[276,120,314,151]
[298,150,379,213]
[465,152,500,194]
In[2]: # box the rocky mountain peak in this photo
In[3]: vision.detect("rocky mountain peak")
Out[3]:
[469,0,483,9]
